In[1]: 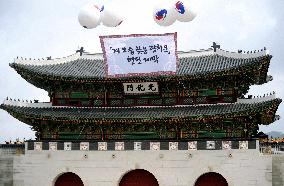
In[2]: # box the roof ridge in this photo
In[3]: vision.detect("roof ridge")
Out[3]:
[237,92,277,103]
[13,53,80,66]
[1,95,280,109]
[215,48,269,59]
[177,48,215,58]
[2,99,52,108]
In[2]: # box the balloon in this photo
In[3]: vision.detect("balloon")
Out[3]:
[174,1,196,22]
[153,3,177,26]
[78,3,102,29]
[101,2,123,27]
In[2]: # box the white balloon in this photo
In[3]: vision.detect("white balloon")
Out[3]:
[78,3,102,29]
[153,3,177,26]
[174,1,196,22]
[101,3,123,27]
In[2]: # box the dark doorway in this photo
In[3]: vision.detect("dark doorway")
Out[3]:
[194,172,228,186]
[55,172,84,186]
[119,169,159,186]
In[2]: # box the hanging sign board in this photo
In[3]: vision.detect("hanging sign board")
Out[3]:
[100,33,178,77]
[123,82,159,94]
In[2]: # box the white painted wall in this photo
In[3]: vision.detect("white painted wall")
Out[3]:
[11,149,272,186]
[272,155,284,186]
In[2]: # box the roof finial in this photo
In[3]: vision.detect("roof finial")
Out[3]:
[47,56,52,60]
[76,47,85,56]
[211,42,220,52]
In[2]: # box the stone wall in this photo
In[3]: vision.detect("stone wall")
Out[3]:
[0,155,13,186]
[272,155,284,186]
[10,149,271,186]
[0,145,24,186]
[0,148,14,186]
[2,143,282,186]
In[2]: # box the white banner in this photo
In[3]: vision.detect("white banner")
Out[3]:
[123,82,159,94]
[100,33,178,77]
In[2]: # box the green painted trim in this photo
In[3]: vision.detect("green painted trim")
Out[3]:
[70,92,88,98]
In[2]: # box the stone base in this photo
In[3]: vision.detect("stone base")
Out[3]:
[7,149,272,186]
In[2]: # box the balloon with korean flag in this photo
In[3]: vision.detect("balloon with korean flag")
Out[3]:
[78,3,102,29]
[78,2,123,29]
[153,2,177,26]
[174,1,196,22]
[78,1,196,28]
[100,1,124,27]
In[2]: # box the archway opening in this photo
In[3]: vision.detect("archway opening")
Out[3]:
[194,172,228,186]
[119,169,159,186]
[55,172,84,186]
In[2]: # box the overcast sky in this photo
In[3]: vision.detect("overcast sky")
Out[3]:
[0,0,283,143]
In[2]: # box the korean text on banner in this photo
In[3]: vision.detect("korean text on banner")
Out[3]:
[100,33,178,77]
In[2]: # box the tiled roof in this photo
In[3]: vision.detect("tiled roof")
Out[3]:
[10,48,271,80]
[1,98,281,124]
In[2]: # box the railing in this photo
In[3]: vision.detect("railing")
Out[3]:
[259,142,284,154]
[3,141,283,153]
[24,139,257,151]
[0,144,25,155]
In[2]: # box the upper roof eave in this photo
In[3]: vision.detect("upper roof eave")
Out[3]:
[12,48,270,66]
[9,47,272,84]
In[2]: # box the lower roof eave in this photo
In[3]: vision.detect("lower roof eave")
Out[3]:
[0,98,281,126]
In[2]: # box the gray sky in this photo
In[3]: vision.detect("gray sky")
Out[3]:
[0,0,283,143]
